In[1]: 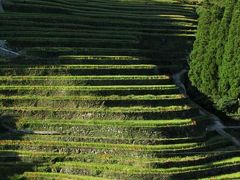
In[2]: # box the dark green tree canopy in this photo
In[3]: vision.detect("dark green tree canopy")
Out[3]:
[189,0,240,117]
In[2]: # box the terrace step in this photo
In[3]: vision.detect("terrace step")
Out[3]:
[0,105,200,120]
[0,31,137,41]
[0,27,196,43]
[17,172,109,180]
[1,147,239,167]
[0,21,197,39]
[199,172,240,180]
[5,37,140,49]
[57,55,186,66]
[6,118,203,138]
[0,26,195,39]
[5,0,197,16]
[0,85,179,95]
[0,94,189,107]
[0,139,230,156]
[0,133,205,145]
[0,29,196,41]
[1,158,239,180]
[24,47,189,59]
[2,56,187,66]
[50,158,240,179]
[49,55,151,65]
[0,13,197,30]
[0,30,138,40]
[0,26,196,44]
[0,64,161,76]
[0,75,173,86]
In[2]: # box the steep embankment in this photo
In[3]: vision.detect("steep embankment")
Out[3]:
[189,0,240,121]
[0,0,240,179]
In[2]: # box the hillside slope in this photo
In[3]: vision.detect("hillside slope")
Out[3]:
[0,0,240,179]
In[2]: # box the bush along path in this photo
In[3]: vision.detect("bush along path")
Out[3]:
[0,0,240,179]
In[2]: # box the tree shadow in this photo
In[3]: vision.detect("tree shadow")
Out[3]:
[0,115,35,179]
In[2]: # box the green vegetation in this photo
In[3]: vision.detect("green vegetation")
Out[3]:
[0,0,239,179]
[200,172,240,180]
[189,0,240,118]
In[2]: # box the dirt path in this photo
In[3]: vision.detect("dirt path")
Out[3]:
[0,47,20,57]
[0,42,20,57]
[173,69,240,147]
[0,2,20,57]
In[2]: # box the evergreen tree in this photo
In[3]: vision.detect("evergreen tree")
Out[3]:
[218,0,240,112]
[189,1,212,89]
[189,0,240,116]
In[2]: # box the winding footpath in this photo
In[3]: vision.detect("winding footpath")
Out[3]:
[0,41,20,57]
[173,69,240,147]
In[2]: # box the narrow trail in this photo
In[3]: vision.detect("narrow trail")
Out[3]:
[0,47,20,57]
[172,69,240,147]
[0,1,20,57]
[0,41,20,57]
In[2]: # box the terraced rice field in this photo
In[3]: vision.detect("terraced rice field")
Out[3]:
[0,0,239,179]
